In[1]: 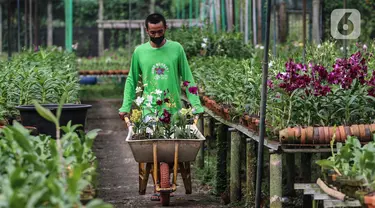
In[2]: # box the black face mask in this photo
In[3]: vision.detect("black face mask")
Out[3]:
[150,35,165,46]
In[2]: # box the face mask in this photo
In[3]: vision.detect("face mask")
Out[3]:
[150,35,165,46]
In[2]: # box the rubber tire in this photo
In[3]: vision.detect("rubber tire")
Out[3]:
[160,163,170,206]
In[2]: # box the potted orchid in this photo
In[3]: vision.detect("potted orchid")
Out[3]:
[128,83,200,140]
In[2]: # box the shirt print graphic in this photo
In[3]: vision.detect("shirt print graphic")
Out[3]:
[152,63,169,80]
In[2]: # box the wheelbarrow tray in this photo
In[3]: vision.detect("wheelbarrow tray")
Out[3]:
[128,139,204,163]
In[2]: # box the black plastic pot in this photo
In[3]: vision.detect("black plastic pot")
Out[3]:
[16,104,92,137]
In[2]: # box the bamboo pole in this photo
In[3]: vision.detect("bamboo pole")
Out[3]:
[24,0,27,47]
[47,0,53,47]
[312,0,320,44]
[98,0,104,56]
[17,0,20,51]
[216,124,228,195]
[244,0,249,43]
[7,0,11,59]
[270,152,282,208]
[230,131,241,203]
[220,0,226,31]
[29,0,32,49]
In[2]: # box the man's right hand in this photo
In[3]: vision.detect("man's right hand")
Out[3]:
[119,112,129,121]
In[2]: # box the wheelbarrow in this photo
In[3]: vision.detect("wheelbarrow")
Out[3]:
[124,117,205,206]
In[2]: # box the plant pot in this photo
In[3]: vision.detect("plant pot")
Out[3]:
[335,176,368,198]
[306,126,314,144]
[16,104,92,138]
[222,107,230,121]
[364,192,375,207]
[79,77,97,85]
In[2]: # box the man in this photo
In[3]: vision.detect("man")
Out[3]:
[119,13,203,123]
[118,13,204,201]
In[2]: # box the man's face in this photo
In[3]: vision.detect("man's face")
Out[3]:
[146,22,166,38]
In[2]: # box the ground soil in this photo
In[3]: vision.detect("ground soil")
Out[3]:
[85,99,226,208]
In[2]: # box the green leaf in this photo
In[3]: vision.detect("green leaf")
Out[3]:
[316,159,335,169]
[26,188,48,208]
[85,199,113,208]
[32,100,58,126]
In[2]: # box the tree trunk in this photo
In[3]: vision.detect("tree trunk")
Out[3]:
[256,0,262,44]
[312,0,320,43]
[215,0,221,31]
[98,0,104,56]
[226,0,233,31]
[47,0,53,47]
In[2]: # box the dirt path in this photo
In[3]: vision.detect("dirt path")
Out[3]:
[85,99,225,208]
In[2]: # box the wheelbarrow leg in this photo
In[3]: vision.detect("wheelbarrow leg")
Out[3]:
[179,162,192,194]
[139,163,152,195]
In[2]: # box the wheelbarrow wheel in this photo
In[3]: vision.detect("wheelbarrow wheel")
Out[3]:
[160,162,170,206]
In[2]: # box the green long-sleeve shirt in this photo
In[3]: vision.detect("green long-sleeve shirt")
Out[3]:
[119,40,204,116]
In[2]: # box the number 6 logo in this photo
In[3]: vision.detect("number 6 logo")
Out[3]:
[331,9,361,40]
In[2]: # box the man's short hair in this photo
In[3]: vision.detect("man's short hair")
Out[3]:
[145,13,166,29]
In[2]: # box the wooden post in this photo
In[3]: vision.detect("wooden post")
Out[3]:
[230,131,241,203]
[301,153,312,208]
[216,124,228,195]
[196,117,205,169]
[278,0,287,43]
[246,139,256,207]
[270,151,282,208]
[312,0,320,44]
[98,0,104,56]
[285,153,295,196]
[47,0,53,47]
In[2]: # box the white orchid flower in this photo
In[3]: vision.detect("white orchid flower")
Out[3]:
[201,43,207,49]
[136,87,142,93]
[147,95,153,103]
[146,127,154,135]
[146,102,152,108]
[203,37,208,43]
[135,97,144,106]
[155,89,163,95]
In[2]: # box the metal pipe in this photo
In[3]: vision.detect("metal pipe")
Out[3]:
[254,0,271,207]
[282,148,332,153]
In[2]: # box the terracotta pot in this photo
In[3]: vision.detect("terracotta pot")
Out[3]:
[365,192,375,206]
[328,127,334,142]
[364,125,372,142]
[350,125,360,138]
[294,127,301,143]
[306,127,314,144]
[223,107,230,121]
[318,127,325,144]
[313,127,320,144]
[335,127,341,142]
[339,126,347,142]
[323,127,330,144]
[359,124,366,141]
[287,127,295,143]
[301,127,306,144]
[344,126,351,141]
[370,124,375,134]
[279,128,288,143]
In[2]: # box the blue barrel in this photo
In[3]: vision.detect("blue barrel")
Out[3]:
[79,76,97,85]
